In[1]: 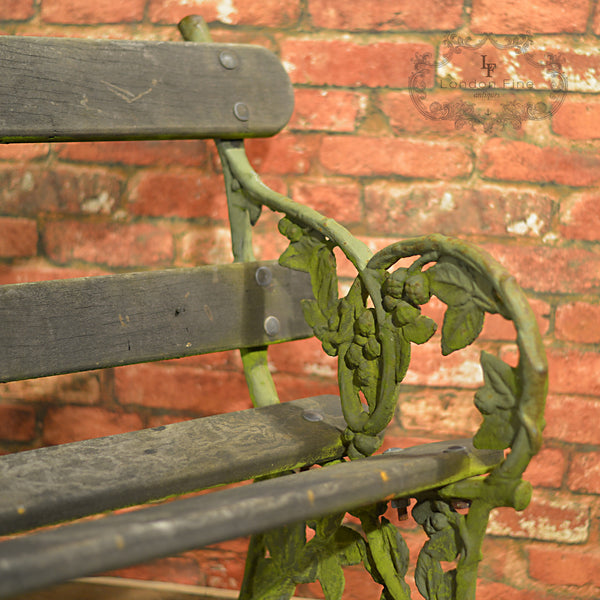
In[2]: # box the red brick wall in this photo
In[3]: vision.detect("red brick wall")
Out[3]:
[0,1,599,599]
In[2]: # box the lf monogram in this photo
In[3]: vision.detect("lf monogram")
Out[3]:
[481,55,496,77]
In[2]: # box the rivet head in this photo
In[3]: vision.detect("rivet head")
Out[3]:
[264,315,280,337]
[233,102,250,122]
[255,266,273,287]
[302,410,324,422]
[219,50,239,70]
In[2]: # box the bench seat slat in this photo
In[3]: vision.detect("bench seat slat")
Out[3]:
[0,395,346,536]
[0,261,313,382]
[0,36,294,142]
[0,439,502,598]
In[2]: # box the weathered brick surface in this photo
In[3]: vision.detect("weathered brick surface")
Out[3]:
[567,450,600,494]
[528,544,600,587]
[559,191,600,241]
[2,2,600,599]
[57,140,209,167]
[281,38,434,88]
[0,217,38,258]
[42,406,144,445]
[487,491,590,544]
[0,166,123,216]
[148,0,301,26]
[0,1,35,20]
[41,0,146,23]
[320,137,473,179]
[289,89,368,133]
[471,0,591,33]
[308,0,465,31]
[128,171,228,220]
[0,405,37,442]
[43,220,175,267]
[555,301,600,344]
[480,139,600,187]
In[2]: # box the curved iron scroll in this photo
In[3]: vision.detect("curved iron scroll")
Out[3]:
[221,140,547,600]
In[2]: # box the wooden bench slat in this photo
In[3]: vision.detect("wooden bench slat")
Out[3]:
[0,395,346,536]
[0,37,294,142]
[0,439,502,598]
[0,261,313,382]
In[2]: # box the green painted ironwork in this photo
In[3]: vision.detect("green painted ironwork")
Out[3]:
[218,140,547,600]
[181,16,547,599]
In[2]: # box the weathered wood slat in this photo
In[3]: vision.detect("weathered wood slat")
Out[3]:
[0,395,346,536]
[0,36,294,142]
[0,261,313,382]
[0,440,502,598]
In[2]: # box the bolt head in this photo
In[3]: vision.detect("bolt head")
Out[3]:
[219,51,239,70]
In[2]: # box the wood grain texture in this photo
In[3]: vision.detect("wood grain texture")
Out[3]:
[0,395,346,536]
[0,439,502,597]
[0,36,294,141]
[0,261,313,382]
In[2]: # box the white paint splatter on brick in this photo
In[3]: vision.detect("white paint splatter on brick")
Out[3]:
[217,0,236,24]
[507,213,544,236]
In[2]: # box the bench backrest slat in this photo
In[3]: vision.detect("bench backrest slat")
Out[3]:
[0,261,313,382]
[0,36,294,142]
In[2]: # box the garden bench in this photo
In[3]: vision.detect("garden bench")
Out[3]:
[0,16,547,600]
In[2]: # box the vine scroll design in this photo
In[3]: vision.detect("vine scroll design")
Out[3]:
[221,140,547,600]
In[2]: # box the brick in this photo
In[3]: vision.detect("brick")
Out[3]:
[523,446,566,488]
[57,140,209,167]
[0,217,37,258]
[0,405,36,442]
[479,537,528,584]
[42,406,144,445]
[546,349,600,397]
[555,301,600,344]
[364,182,553,237]
[471,0,590,33]
[43,220,174,268]
[567,451,600,494]
[270,372,339,403]
[320,137,472,179]
[398,388,482,436]
[148,0,301,26]
[553,100,600,139]
[477,581,554,600]
[114,363,252,415]
[479,139,600,187]
[380,91,465,136]
[560,191,600,241]
[544,395,600,445]
[487,490,590,544]
[289,89,367,133]
[308,0,464,31]
[281,38,434,88]
[482,242,600,295]
[0,261,108,285]
[245,134,320,175]
[105,555,201,586]
[403,342,484,389]
[41,0,146,23]
[481,298,550,340]
[0,1,35,20]
[268,337,337,380]
[0,165,122,217]
[290,179,362,225]
[128,171,228,220]
[528,544,600,587]
[0,372,103,405]
[178,226,233,266]
[0,144,49,161]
